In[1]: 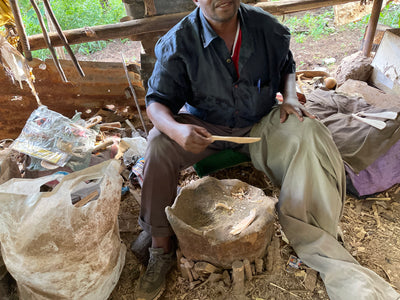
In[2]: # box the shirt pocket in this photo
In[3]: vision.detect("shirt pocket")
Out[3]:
[238,82,276,121]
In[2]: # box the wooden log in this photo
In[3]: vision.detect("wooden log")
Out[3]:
[27,0,360,51]
[255,258,264,274]
[222,270,231,287]
[232,260,245,294]
[243,259,252,281]
[254,0,359,15]
[266,235,281,273]
[28,11,188,51]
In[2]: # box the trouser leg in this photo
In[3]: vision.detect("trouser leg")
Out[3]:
[139,114,251,237]
[249,107,346,249]
[248,108,400,299]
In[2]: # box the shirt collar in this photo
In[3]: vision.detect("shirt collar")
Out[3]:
[198,4,244,48]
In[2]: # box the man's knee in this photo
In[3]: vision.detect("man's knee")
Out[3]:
[146,129,176,159]
[287,115,329,140]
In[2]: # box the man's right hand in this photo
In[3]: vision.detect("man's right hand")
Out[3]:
[171,124,212,154]
[147,102,212,154]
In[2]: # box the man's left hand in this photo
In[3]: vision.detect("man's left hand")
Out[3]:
[279,101,315,123]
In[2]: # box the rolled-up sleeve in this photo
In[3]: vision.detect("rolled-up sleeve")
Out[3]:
[145,38,192,115]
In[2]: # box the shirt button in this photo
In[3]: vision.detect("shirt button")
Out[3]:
[226,58,232,63]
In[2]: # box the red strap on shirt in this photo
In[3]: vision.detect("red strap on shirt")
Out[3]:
[231,28,242,78]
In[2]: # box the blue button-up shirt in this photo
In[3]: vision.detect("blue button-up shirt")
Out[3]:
[146,3,296,128]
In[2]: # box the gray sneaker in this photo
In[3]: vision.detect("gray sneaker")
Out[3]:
[135,247,175,300]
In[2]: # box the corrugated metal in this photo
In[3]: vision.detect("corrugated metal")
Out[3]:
[0,58,145,139]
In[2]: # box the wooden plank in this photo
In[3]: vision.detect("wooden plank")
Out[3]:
[28,0,360,51]
[0,59,145,139]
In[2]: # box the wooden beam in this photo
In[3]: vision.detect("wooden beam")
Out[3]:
[254,0,359,15]
[28,0,360,51]
[28,11,188,51]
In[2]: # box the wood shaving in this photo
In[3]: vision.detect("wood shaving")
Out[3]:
[229,208,256,235]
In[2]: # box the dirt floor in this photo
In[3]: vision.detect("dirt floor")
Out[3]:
[1,8,400,300]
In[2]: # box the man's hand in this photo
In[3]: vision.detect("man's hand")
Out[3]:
[172,124,212,154]
[281,73,315,123]
[279,100,315,123]
[147,102,212,154]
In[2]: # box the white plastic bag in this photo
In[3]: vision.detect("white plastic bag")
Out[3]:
[0,160,126,300]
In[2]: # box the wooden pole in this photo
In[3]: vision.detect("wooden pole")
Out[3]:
[362,0,384,57]
[243,259,253,281]
[232,260,245,294]
[121,53,149,136]
[43,0,85,77]
[44,2,66,59]
[29,0,68,82]
[9,0,32,60]
[27,0,360,51]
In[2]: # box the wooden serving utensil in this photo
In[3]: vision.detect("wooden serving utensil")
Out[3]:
[210,135,261,144]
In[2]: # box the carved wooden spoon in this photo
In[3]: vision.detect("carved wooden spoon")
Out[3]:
[210,135,261,144]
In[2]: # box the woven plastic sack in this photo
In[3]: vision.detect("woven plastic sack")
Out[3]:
[0,160,126,300]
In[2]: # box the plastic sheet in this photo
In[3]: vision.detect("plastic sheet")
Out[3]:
[11,106,97,167]
[0,160,126,300]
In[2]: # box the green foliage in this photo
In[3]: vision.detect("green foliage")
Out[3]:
[379,3,400,28]
[20,0,125,59]
[283,9,335,41]
[284,3,400,44]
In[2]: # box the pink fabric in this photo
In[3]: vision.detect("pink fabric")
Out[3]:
[345,139,400,196]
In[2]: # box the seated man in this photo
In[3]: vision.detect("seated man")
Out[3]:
[135,1,400,300]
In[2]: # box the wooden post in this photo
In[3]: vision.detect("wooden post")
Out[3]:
[232,260,245,293]
[362,0,384,57]
[144,0,157,16]
[243,259,252,281]
[255,258,264,274]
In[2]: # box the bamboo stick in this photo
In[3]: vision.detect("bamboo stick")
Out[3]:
[9,0,32,60]
[42,0,85,77]
[29,0,67,82]
[121,53,148,136]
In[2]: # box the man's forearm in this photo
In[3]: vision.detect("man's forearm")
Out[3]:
[282,73,298,103]
[146,102,182,141]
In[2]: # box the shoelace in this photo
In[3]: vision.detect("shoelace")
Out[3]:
[143,255,169,284]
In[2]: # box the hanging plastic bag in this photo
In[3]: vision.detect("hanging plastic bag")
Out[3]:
[0,159,126,300]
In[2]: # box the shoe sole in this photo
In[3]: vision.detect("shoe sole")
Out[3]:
[135,282,165,300]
